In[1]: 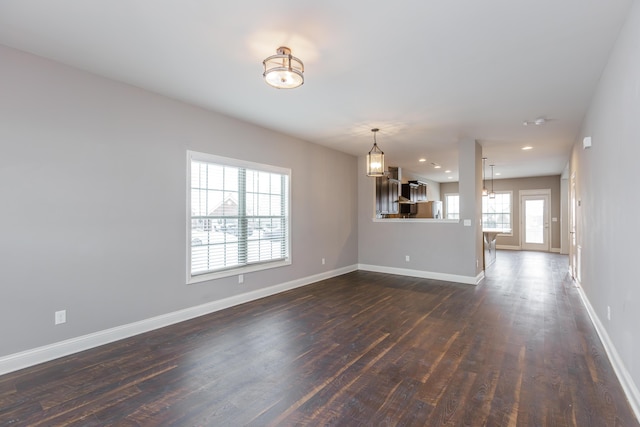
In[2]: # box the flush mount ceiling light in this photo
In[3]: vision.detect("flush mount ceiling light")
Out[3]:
[522,146,534,150]
[431,163,441,169]
[263,46,304,89]
[522,117,549,126]
[366,128,385,177]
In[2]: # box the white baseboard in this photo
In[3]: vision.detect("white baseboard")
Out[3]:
[496,245,521,250]
[358,264,482,285]
[0,264,358,376]
[496,245,562,254]
[574,280,640,421]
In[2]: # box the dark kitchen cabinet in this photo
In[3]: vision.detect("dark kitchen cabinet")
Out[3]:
[400,180,428,215]
[376,173,399,215]
[412,180,428,202]
[400,182,419,215]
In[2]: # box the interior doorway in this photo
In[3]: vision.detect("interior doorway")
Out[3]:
[520,189,551,251]
[569,172,578,280]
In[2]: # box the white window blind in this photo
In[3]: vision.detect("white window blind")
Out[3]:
[188,151,290,283]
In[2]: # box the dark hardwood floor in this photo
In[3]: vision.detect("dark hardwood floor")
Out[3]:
[1,251,638,426]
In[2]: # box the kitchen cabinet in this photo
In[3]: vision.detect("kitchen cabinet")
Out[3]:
[376,176,399,215]
[400,182,418,215]
[412,181,428,202]
[400,180,428,215]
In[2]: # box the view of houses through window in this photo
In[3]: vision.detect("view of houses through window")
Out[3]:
[188,151,290,281]
[482,192,512,230]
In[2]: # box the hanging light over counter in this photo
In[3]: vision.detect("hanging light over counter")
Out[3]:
[263,46,304,89]
[482,157,488,196]
[489,164,496,199]
[366,128,385,177]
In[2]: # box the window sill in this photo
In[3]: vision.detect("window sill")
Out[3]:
[187,258,291,285]
[372,218,459,224]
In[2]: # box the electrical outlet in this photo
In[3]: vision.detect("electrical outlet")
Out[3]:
[607,306,611,321]
[238,274,244,284]
[322,258,325,265]
[405,255,410,262]
[55,310,66,325]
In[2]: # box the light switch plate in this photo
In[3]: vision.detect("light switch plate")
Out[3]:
[464,219,471,226]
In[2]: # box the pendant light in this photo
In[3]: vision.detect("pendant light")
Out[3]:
[489,164,496,199]
[366,128,385,177]
[263,46,304,89]
[482,157,488,196]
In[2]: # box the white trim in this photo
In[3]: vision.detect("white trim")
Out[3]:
[574,280,640,422]
[372,218,459,224]
[497,245,521,251]
[0,264,357,376]
[358,263,483,285]
[186,150,292,284]
[519,189,551,252]
[483,190,514,234]
[550,247,561,253]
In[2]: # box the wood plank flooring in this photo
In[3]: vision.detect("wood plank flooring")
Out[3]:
[1,251,638,426]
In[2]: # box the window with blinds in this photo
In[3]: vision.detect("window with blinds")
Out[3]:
[187,151,291,283]
[482,191,512,232]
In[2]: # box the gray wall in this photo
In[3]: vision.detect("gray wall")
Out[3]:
[0,45,359,357]
[440,175,562,250]
[572,0,640,399]
[358,139,483,279]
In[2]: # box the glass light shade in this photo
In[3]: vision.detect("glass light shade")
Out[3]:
[482,187,488,196]
[489,191,496,199]
[263,47,304,89]
[367,144,384,177]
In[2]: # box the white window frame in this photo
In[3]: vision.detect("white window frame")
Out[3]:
[187,151,291,284]
[482,190,513,235]
[444,193,460,220]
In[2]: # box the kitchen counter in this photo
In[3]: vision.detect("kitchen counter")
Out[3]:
[483,228,511,268]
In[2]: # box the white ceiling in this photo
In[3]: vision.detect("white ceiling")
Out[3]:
[0,1,633,182]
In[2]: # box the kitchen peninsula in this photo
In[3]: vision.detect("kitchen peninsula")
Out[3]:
[483,228,511,268]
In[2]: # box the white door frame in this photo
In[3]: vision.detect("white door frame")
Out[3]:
[519,189,551,252]
[569,172,578,280]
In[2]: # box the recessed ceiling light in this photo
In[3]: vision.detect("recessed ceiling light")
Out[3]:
[522,146,533,150]
[448,176,453,180]
[419,158,426,162]
[431,162,441,169]
[445,170,452,173]
[495,172,502,176]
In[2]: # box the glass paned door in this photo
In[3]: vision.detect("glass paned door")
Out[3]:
[521,194,549,251]
[525,199,544,244]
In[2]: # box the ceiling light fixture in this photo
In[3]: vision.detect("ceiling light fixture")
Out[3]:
[431,163,441,169]
[482,157,488,196]
[263,46,304,89]
[366,128,385,177]
[522,146,533,150]
[489,164,496,199]
[419,158,426,163]
[522,117,547,126]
